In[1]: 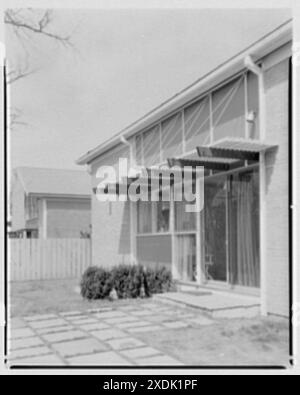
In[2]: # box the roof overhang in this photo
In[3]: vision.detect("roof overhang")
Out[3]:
[76,20,292,166]
[27,193,91,200]
[170,138,277,171]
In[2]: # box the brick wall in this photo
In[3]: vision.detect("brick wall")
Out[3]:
[91,144,132,268]
[264,58,290,316]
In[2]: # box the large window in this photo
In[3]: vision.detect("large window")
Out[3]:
[161,112,183,161]
[137,200,170,234]
[247,71,260,139]
[134,71,259,165]
[184,97,210,151]
[143,125,160,166]
[212,76,245,141]
[174,199,196,232]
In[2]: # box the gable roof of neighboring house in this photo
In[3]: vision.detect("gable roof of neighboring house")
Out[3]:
[14,167,91,197]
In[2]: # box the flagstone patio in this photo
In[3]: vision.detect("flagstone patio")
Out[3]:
[7,301,215,367]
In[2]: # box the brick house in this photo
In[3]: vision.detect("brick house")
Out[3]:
[10,167,91,239]
[77,20,292,317]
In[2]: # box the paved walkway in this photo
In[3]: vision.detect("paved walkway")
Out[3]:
[8,301,214,366]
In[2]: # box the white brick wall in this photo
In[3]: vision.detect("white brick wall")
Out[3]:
[91,144,132,268]
[264,58,290,316]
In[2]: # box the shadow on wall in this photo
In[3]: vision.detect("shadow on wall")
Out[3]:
[266,146,279,195]
[118,200,131,259]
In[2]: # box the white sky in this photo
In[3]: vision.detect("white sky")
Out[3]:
[6,7,292,170]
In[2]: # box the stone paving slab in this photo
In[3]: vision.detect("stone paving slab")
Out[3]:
[137,355,183,366]
[162,321,189,329]
[51,338,108,358]
[107,337,145,351]
[24,314,58,322]
[67,351,131,366]
[88,307,113,313]
[130,310,155,316]
[91,328,127,341]
[147,315,173,323]
[59,311,83,317]
[104,316,138,325]
[29,318,67,329]
[35,324,74,334]
[9,346,51,360]
[9,327,35,339]
[127,325,163,333]
[9,354,64,366]
[94,311,127,319]
[9,336,44,350]
[118,320,150,329]
[187,317,214,326]
[42,330,87,343]
[78,322,110,331]
[64,314,88,321]
[121,346,161,360]
[68,317,99,325]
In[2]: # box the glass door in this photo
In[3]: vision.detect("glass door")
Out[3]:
[202,167,260,289]
[203,175,228,283]
[228,168,260,288]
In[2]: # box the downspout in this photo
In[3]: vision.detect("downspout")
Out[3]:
[244,55,267,316]
[120,135,137,265]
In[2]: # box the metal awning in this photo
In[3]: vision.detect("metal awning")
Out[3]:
[167,157,244,171]
[210,137,277,152]
[167,139,277,172]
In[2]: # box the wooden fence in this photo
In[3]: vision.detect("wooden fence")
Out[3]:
[9,239,91,281]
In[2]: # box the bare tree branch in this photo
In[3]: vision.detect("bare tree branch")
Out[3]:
[7,67,37,84]
[5,9,72,47]
[9,107,29,131]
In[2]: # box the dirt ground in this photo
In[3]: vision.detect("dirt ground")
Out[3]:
[9,278,290,367]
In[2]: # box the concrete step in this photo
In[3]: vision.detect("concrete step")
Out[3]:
[154,291,260,318]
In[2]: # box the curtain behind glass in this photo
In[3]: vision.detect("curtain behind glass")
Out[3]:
[137,201,152,233]
[230,170,260,287]
[176,235,196,281]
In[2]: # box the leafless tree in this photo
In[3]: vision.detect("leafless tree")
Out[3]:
[5,8,72,83]
[5,8,73,128]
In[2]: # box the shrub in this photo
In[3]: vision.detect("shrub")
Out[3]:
[112,264,144,299]
[80,266,113,300]
[144,266,173,296]
[80,264,174,300]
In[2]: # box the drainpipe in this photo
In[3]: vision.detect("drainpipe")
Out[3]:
[119,135,137,265]
[244,55,267,316]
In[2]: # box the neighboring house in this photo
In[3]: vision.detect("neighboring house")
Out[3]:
[77,20,292,317]
[10,167,91,239]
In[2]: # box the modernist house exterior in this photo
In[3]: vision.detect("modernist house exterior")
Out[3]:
[10,167,91,239]
[77,20,292,317]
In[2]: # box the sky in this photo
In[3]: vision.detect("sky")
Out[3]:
[6,7,292,171]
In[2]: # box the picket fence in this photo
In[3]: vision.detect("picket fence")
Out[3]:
[9,239,91,281]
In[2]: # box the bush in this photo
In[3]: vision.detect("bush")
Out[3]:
[80,264,174,300]
[144,266,173,297]
[112,264,144,299]
[80,266,113,300]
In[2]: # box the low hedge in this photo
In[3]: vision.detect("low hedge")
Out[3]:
[80,266,113,300]
[112,264,145,299]
[80,264,173,300]
[143,266,173,297]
